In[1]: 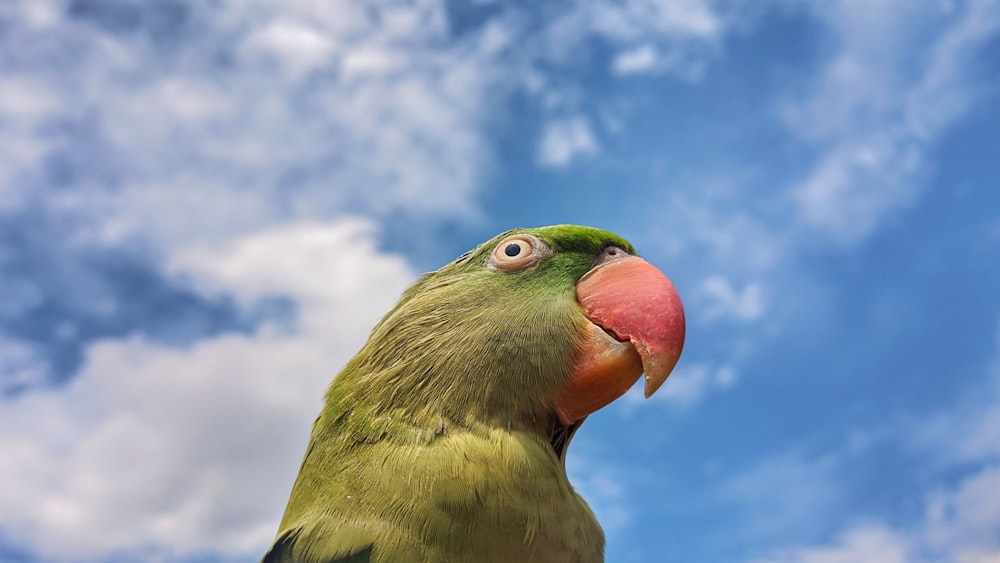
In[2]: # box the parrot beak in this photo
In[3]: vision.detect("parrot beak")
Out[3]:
[555,254,685,425]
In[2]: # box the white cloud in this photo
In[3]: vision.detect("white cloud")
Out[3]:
[0,337,47,394]
[698,275,767,322]
[958,551,1000,563]
[172,220,410,341]
[916,326,1000,559]
[537,116,599,167]
[340,46,405,77]
[0,219,414,560]
[617,361,736,413]
[0,77,60,119]
[585,0,721,43]
[539,0,722,82]
[0,0,496,251]
[722,451,844,544]
[627,0,1000,424]
[610,41,714,79]
[242,20,337,75]
[791,134,923,242]
[613,44,659,75]
[0,76,62,200]
[747,463,1000,563]
[926,464,1000,556]
[653,192,789,276]
[746,319,1000,563]
[912,351,1000,466]
[567,457,632,535]
[748,525,915,563]
[661,362,735,405]
[786,0,1000,244]
[0,0,61,30]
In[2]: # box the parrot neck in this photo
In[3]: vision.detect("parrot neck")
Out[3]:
[282,401,606,563]
[549,417,585,466]
[322,373,586,465]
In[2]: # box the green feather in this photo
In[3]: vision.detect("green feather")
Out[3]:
[266,225,635,563]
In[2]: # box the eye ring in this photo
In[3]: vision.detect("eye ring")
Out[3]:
[488,234,549,271]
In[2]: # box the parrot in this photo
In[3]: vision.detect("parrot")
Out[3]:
[263,225,685,563]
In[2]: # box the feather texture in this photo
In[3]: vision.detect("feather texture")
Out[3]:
[266,226,636,562]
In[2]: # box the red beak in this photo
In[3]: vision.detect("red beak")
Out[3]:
[554,255,685,424]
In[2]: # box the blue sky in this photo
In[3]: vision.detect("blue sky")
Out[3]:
[1,0,999,561]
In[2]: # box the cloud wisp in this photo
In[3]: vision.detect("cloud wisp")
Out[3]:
[786,0,1000,244]
[745,318,1000,563]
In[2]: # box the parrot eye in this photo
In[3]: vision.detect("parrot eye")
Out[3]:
[489,234,550,271]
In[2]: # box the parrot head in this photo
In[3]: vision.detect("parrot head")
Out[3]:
[338,224,685,460]
[266,225,687,563]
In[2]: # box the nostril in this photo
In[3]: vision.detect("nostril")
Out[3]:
[595,245,628,266]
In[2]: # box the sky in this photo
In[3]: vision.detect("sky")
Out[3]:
[1,0,999,561]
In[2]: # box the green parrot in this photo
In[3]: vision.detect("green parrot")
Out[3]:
[264,225,685,563]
